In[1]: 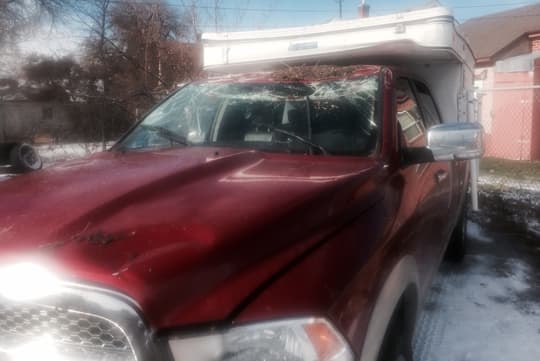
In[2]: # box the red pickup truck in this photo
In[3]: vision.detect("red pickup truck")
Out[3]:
[0,65,483,361]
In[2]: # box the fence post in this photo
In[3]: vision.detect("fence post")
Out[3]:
[468,90,480,211]
[470,158,479,211]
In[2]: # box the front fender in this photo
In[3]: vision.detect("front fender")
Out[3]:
[360,255,420,361]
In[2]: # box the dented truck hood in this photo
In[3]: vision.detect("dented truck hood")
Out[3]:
[0,147,381,329]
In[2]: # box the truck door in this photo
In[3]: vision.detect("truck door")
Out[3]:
[412,80,459,241]
[395,78,452,295]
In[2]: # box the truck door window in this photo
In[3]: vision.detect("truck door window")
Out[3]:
[413,81,441,127]
[395,78,426,147]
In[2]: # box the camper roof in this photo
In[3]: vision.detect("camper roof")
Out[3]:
[202,6,474,72]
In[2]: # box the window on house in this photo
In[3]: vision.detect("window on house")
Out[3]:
[42,107,53,120]
[395,78,426,147]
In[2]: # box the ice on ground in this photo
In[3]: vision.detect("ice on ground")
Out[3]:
[414,207,540,361]
[415,258,540,361]
[467,221,492,243]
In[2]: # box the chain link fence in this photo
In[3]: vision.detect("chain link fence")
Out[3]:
[476,85,540,199]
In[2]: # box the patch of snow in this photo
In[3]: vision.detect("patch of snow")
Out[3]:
[479,174,540,194]
[528,219,540,237]
[478,188,540,210]
[0,174,13,182]
[0,143,111,182]
[467,221,492,243]
[414,230,540,361]
[36,143,110,165]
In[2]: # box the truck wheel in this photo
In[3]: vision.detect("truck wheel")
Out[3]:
[9,143,43,173]
[377,302,413,361]
[445,203,467,263]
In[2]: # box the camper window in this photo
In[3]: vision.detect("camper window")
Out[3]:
[396,78,427,147]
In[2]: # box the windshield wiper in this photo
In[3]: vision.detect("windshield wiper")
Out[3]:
[254,122,329,155]
[140,124,190,146]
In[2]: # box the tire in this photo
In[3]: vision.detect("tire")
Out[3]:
[377,302,414,361]
[445,201,468,263]
[9,143,43,173]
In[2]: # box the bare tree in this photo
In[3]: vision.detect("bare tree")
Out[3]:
[21,55,84,102]
[0,0,69,45]
[70,0,197,121]
[212,0,222,32]
[180,0,201,40]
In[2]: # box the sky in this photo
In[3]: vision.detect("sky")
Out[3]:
[8,0,540,60]
[191,0,538,30]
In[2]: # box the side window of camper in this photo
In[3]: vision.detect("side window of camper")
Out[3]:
[395,78,427,147]
[413,81,441,127]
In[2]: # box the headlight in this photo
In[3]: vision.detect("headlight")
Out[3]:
[0,262,148,361]
[168,318,353,361]
[0,262,61,301]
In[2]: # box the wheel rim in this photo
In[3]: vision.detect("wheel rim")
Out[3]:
[20,146,41,169]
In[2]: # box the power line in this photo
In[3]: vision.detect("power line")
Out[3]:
[453,2,532,8]
[109,0,338,13]
[104,0,539,14]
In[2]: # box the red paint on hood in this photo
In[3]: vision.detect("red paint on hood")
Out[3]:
[0,146,381,329]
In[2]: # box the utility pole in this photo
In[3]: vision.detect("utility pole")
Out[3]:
[336,0,344,19]
[214,0,219,32]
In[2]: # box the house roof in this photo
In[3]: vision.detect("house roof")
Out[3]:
[460,3,540,60]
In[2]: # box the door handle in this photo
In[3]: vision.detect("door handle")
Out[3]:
[435,170,448,184]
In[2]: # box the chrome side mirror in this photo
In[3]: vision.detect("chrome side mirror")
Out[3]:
[428,122,484,161]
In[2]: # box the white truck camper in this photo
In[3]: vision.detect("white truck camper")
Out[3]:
[202,6,480,209]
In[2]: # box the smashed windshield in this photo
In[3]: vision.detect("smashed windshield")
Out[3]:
[119,76,380,156]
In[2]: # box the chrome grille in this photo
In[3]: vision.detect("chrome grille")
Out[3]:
[0,301,136,361]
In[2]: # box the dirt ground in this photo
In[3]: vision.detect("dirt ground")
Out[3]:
[413,187,540,361]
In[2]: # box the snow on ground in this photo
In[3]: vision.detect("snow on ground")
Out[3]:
[0,166,15,182]
[0,143,111,182]
[529,220,540,238]
[467,222,493,244]
[479,174,540,194]
[36,143,111,166]
[414,243,540,361]
[414,189,540,361]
